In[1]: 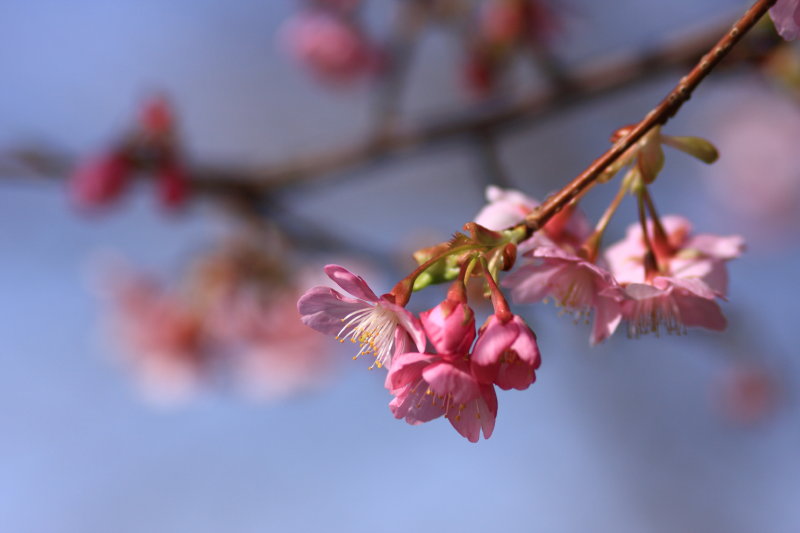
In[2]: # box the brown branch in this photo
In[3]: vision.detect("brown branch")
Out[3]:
[523,0,777,234]
[2,10,776,198]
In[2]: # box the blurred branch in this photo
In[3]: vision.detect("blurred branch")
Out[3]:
[1,12,779,199]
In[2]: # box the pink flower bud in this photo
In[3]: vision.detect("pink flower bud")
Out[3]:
[471,314,540,390]
[419,299,476,354]
[70,151,131,210]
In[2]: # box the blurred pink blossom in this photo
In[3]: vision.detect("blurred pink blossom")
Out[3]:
[109,273,206,404]
[283,11,379,85]
[705,87,800,227]
[70,151,131,209]
[714,363,782,425]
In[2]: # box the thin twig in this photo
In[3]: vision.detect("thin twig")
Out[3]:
[523,0,777,234]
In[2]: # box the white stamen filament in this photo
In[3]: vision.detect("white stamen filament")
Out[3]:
[336,304,401,369]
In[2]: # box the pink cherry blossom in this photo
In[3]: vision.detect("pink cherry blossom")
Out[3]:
[770,0,800,40]
[109,273,206,403]
[70,151,131,209]
[619,277,727,338]
[503,246,623,344]
[605,215,743,296]
[297,264,425,369]
[473,185,590,253]
[219,291,332,401]
[471,314,541,390]
[282,11,378,85]
[388,352,497,442]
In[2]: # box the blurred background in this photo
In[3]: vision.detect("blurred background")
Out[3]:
[0,1,798,532]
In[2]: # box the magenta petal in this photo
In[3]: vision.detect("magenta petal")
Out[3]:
[447,386,497,442]
[297,286,366,335]
[386,352,433,392]
[503,262,564,304]
[323,264,379,302]
[390,378,446,424]
[508,316,540,367]
[471,317,517,366]
[590,296,622,345]
[422,361,480,405]
[675,292,727,331]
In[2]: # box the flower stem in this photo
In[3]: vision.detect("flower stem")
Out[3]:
[581,183,628,262]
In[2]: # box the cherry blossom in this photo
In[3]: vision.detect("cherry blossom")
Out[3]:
[298,265,425,369]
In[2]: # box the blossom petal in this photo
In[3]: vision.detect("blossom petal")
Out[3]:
[590,296,622,345]
[386,352,433,392]
[422,361,480,405]
[323,264,379,302]
[297,286,367,335]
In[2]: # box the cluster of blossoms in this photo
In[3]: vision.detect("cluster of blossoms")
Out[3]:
[298,123,745,441]
[282,0,382,86]
[300,260,540,442]
[71,96,189,211]
[107,240,329,404]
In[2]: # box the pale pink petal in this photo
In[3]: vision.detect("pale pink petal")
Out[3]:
[503,262,564,303]
[390,378,446,424]
[674,291,727,331]
[422,361,481,404]
[382,298,427,353]
[386,352,433,392]
[686,234,745,260]
[297,286,366,334]
[323,264,379,302]
[590,296,622,345]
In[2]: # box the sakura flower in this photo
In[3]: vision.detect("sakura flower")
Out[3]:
[298,264,425,369]
[604,216,743,337]
[605,216,744,296]
[619,277,726,337]
[282,12,379,85]
[157,161,189,210]
[220,292,332,401]
[109,273,206,404]
[473,185,590,253]
[503,246,623,344]
[770,0,800,40]
[471,314,540,390]
[388,352,497,442]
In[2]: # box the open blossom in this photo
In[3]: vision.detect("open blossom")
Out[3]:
[604,216,743,337]
[471,313,540,390]
[388,353,498,442]
[770,0,800,40]
[605,216,744,296]
[283,12,378,85]
[298,265,425,369]
[474,185,590,252]
[503,246,623,344]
